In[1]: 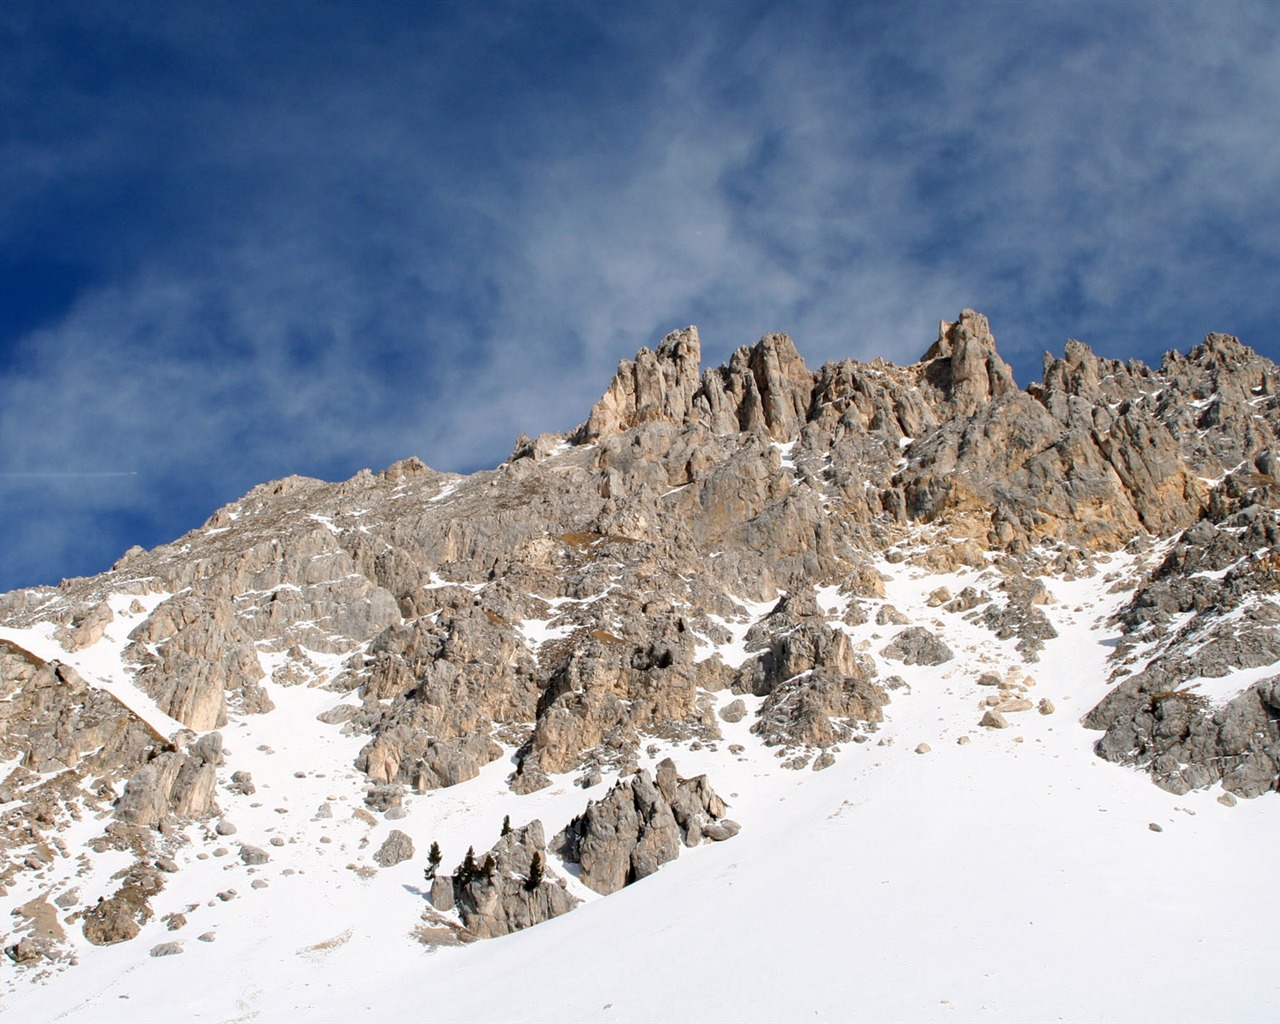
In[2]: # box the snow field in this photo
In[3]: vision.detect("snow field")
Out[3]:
[3,552,1280,1022]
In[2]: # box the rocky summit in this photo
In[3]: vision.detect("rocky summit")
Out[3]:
[2,311,1280,1012]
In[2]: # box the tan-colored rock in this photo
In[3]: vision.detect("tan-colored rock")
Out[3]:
[556,760,734,896]
[451,820,578,939]
[980,709,1009,729]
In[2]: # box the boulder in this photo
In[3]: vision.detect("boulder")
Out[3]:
[373,829,415,868]
[881,627,953,666]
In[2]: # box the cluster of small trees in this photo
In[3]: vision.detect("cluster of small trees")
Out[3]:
[423,816,546,891]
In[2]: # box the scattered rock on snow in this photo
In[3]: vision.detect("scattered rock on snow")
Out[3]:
[149,942,182,957]
[373,829,415,868]
[881,627,953,666]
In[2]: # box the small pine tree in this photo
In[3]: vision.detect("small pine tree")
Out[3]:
[482,853,497,879]
[458,846,478,884]
[525,851,544,891]
[501,814,511,836]
[424,840,442,882]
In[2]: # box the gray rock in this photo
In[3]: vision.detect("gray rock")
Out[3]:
[430,874,455,911]
[702,819,741,841]
[555,760,734,895]
[882,627,953,666]
[451,820,579,940]
[373,829,415,868]
[718,699,747,724]
[239,844,270,866]
[149,942,183,957]
[876,604,910,626]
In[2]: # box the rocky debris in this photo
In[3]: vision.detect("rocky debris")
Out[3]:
[239,845,270,866]
[881,627,953,666]
[446,820,578,940]
[719,699,747,723]
[5,937,49,964]
[373,829,414,867]
[1084,508,1280,794]
[915,743,931,754]
[0,653,159,780]
[980,710,1010,729]
[1038,699,1055,715]
[975,576,1059,661]
[876,605,910,626]
[752,668,886,749]
[555,759,734,896]
[149,942,182,957]
[82,862,162,946]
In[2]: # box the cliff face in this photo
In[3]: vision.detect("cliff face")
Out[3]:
[3,310,1280,964]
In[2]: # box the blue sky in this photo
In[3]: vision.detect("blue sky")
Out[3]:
[2,0,1278,590]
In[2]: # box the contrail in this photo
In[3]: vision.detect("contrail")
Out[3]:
[0,471,139,478]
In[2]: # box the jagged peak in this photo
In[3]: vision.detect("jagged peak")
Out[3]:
[575,326,705,443]
[919,309,1017,416]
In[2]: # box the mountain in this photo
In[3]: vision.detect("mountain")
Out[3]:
[2,311,1279,1021]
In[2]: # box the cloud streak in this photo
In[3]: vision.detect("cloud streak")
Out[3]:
[1,1,1278,588]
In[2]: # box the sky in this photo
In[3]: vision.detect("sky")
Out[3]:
[1,0,1278,591]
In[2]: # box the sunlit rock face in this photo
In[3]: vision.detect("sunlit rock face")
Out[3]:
[4,310,1280,964]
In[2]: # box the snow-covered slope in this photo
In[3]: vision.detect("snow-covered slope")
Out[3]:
[4,554,1277,1022]
[4,315,1280,1022]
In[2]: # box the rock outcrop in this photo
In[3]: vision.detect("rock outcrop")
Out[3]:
[6,310,1280,962]
[114,733,224,827]
[555,759,736,895]
[446,821,578,939]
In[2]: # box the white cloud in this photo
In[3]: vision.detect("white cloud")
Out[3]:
[2,2,1279,587]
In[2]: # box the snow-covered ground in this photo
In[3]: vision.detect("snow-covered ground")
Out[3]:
[2,558,1278,1023]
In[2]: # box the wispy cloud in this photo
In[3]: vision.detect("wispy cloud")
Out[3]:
[1,1,1278,588]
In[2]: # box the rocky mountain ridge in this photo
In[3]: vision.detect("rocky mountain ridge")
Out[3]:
[2,310,1279,974]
